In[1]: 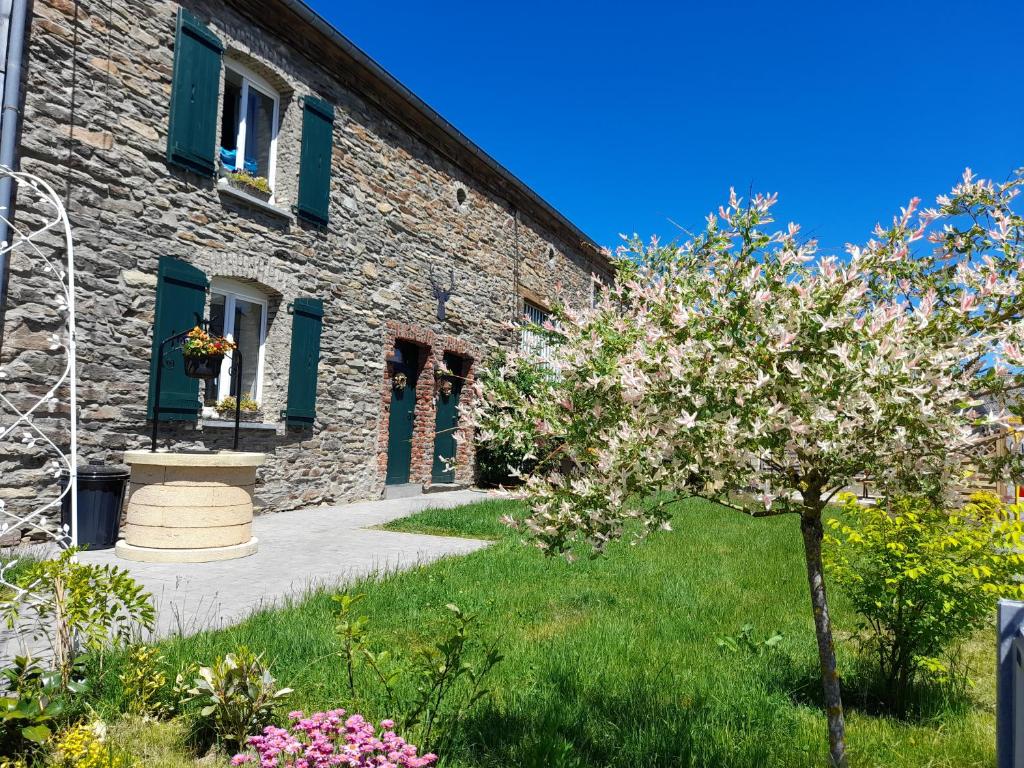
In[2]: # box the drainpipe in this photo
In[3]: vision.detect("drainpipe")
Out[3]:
[511,206,521,336]
[0,0,28,352]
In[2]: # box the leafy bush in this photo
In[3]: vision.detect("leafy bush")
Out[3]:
[473,351,558,486]
[2,549,154,689]
[118,644,169,718]
[183,647,292,751]
[826,492,1024,710]
[334,595,502,754]
[0,656,65,755]
[232,711,436,767]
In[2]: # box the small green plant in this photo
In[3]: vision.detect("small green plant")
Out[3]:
[0,656,65,754]
[335,593,370,697]
[225,170,272,195]
[333,594,503,754]
[405,603,504,753]
[715,623,784,655]
[118,644,168,718]
[827,491,1024,712]
[2,549,154,689]
[183,647,292,751]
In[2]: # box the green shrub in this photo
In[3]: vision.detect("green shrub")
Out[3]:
[2,549,154,690]
[826,492,1024,711]
[118,644,169,718]
[0,656,65,756]
[182,647,291,751]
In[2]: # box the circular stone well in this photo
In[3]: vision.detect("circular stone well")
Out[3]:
[114,450,265,563]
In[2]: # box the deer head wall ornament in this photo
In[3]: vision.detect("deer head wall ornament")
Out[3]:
[428,265,455,321]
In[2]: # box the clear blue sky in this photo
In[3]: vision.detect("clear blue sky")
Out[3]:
[311,1,1022,255]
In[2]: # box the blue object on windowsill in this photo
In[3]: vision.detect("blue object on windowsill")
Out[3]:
[219,148,259,176]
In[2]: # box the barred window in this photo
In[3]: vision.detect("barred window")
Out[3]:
[521,300,552,362]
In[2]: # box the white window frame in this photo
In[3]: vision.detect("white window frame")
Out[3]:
[223,61,280,202]
[208,278,269,407]
[521,299,553,363]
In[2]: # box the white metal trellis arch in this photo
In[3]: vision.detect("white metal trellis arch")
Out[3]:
[0,166,78,600]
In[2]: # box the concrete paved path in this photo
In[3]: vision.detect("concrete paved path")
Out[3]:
[69,489,493,639]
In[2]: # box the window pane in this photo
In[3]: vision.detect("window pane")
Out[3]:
[231,298,263,402]
[204,293,227,405]
[220,70,242,160]
[244,86,274,180]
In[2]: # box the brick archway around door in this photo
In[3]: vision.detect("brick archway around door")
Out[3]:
[377,321,478,490]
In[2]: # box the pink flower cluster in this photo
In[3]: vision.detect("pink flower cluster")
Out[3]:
[230,710,437,768]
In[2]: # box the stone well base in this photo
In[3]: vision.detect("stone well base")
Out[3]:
[118,450,265,563]
[115,537,259,563]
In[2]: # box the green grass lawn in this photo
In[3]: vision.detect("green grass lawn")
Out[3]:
[93,497,996,768]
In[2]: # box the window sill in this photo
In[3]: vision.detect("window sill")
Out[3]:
[201,418,280,433]
[216,179,293,222]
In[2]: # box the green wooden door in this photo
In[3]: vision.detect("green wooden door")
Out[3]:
[385,342,419,485]
[431,353,465,483]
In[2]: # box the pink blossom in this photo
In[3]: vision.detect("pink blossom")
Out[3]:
[233,711,435,768]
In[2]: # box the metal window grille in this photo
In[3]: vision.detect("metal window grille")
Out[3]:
[521,300,552,363]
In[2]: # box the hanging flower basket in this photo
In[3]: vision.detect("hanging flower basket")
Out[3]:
[184,353,224,380]
[182,326,235,381]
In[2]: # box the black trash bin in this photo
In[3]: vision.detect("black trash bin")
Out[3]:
[60,463,130,549]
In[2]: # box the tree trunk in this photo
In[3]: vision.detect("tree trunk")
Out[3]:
[800,509,848,768]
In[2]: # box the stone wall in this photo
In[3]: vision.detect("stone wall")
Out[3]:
[0,0,610,537]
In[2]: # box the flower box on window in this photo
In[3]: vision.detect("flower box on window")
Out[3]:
[215,394,263,423]
[222,168,272,202]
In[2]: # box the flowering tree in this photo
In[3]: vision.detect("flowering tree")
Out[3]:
[470,170,1024,766]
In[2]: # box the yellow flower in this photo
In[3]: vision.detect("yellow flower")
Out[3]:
[52,724,140,768]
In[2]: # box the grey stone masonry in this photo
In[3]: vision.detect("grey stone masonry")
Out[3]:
[0,0,611,538]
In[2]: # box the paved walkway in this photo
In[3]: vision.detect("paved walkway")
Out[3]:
[69,489,493,639]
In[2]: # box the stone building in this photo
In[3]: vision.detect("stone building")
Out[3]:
[0,0,611,532]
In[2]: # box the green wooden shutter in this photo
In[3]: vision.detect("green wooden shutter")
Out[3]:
[146,256,208,422]
[166,9,223,176]
[283,298,324,427]
[295,98,335,225]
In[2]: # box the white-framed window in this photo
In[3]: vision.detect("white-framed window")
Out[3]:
[219,61,280,198]
[521,299,553,363]
[204,278,269,410]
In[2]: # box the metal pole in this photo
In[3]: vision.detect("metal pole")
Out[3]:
[231,347,242,451]
[62,168,78,547]
[0,0,27,353]
[150,336,169,452]
[998,600,1024,768]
